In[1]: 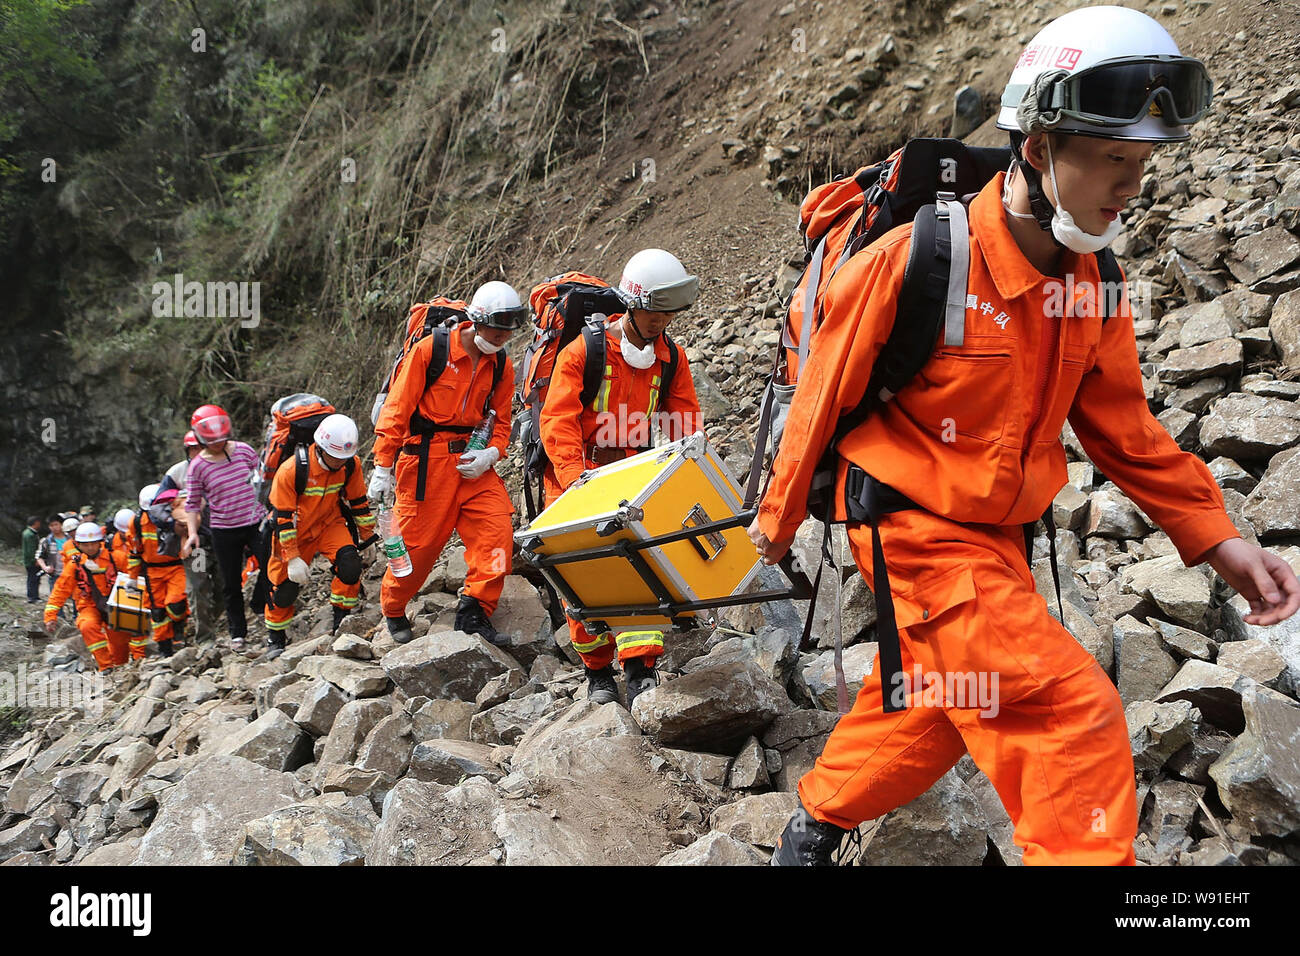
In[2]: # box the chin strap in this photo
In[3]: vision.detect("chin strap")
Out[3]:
[1017,159,1063,245]
[624,311,656,347]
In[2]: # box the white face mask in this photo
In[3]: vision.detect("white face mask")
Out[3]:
[1003,141,1123,255]
[473,334,503,355]
[620,332,658,370]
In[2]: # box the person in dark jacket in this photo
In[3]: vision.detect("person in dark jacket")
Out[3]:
[22,516,42,603]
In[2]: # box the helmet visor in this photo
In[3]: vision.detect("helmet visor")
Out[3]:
[641,275,700,313]
[474,305,529,331]
[193,412,232,443]
[1062,56,1212,128]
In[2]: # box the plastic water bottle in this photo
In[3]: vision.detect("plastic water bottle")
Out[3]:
[466,409,497,452]
[377,503,412,578]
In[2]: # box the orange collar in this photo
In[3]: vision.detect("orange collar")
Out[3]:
[970,171,1092,302]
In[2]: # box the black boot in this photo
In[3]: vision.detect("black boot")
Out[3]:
[584,665,620,705]
[264,632,287,661]
[623,657,657,711]
[156,638,175,658]
[386,615,414,645]
[332,606,349,634]
[455,595,508,647]
[770,805,850,866]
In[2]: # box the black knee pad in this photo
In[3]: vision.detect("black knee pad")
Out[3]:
[151,607,168,623]
[167,600,187,618]
[273,579,300,609]
[334,546,362,585]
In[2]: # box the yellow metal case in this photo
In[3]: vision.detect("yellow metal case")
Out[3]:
[107,573,149,636]
[517,432,760,633]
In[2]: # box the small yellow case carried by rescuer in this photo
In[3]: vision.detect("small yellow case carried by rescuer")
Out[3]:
[107,573,149,636]
[516,432,775,635]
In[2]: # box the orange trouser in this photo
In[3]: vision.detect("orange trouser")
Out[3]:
[265,521,361,634]
[799,510,1138,866]
[143,562,188,645]
[380,449,513,619]
[78,611,132,670]
[544,472,662,671]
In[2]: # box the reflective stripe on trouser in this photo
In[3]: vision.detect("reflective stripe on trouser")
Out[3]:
[145,564,188,643]
[797,510,1138,865]
[381,451,513,619]
[78,613,130,670]
[265,520,360,632]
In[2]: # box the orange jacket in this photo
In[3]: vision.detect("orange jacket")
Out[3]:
[127,509,185,573]
[269,448,376,562]
[758,172,1240,567]
[540,317,703,491]
[373,321,513,470]
[44,548,125,624]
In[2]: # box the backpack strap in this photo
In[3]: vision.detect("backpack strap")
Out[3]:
[483,351,506,417]
[295,445,310,498]
[661,333,680,397]
[579,321,607,408]
[422,324,452,396]
[1095,248,1123,321]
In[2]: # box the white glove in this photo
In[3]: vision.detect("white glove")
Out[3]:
[368,465,394,501]
[456,446,500,479]
[84,559,101,572]
[287,557,311,585]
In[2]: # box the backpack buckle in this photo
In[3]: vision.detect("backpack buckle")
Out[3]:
[864,182,887,208]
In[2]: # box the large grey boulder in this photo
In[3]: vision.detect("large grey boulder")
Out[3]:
[354,714,415,779]
[469,692,557,746]
[761,710,841,792]
[380,631,522,702]
[1242,447,1300,537]
[233,796,377,866]
[1208,686,1300,837]
[512,699,642,779]
[857,769,988,866]
[1126,699,1201,777]
[630,657,794,752]
[368,777,501,866]
[408,697,476,742]
[1118,556,1211,630]
[311,699,392,790]
[709,792,801,848]
[135,755,312,865]
[292,679,348,737]
[1198,394,1300,461]
[409,739,503,785]
[656,832,768,866]
[294,657,390,698]
[1156,659,1293,734]
[215,709,312,772]
[1114,616,1180,705]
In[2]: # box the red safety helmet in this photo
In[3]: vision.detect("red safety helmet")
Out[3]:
[190,404,232,445]
[183,429,200,449]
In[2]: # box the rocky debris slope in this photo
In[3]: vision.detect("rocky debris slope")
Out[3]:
[3,510,1300,867]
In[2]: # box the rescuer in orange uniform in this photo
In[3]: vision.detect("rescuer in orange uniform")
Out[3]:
[264,414,377,659]
[128,483,188,659]
[44,523,135,671]
[540,249,704,709]
[754,8,1300,867]
[369,282,525,647]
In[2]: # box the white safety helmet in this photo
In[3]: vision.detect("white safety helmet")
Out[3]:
[467,281,528,330]
[314,413,360,459]
[74,522,105,544]
[617,249,699,313]
[113,508,134,533]
[138,483,160,511]
[62,516,79,536]
[997,6,1212,143]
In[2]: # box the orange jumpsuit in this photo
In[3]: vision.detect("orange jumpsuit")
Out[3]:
[127,511,188,651]
[540,316,703,669]
[265,448,376,634]
[757,173,1241,865]
[374,321,514,620]
[44,548,135,670]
